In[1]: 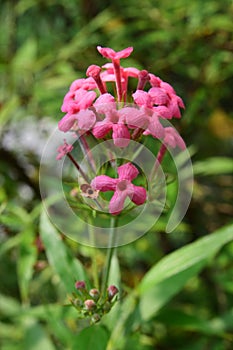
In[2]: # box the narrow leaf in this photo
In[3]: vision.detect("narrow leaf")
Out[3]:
[39,210,88,292]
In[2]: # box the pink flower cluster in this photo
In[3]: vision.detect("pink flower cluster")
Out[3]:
[58,46,185,149]
[57,46,186,215]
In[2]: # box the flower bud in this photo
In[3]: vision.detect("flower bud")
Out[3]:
[103,301,111,312]
[107,285,119,300]
[84,299,96,311]
[89,288,100,301]
[75,280,86,290]
[91,313,101,324]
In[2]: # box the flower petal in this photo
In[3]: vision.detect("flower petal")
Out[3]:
[154,105,173,119]
[132,90,153,108]
[149,87,169,105]
[163,127,186,150]
[75,110,96,131]
[146,113,165,139]
[109,189,128,215]
[131,185,147,205]
[120,107,148,129]
[97,46,133,60]
[114,47,133,59]
[92,121,112,138]
[112,124,130,148]
[58,113,76,132]
[91,175,117,191]
[117,162,139,181]
[75,89,97,110]
[94,93,116,114]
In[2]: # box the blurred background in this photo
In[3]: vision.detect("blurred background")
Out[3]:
[0,0,233,349]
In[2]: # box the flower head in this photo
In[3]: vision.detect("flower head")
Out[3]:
[91,163,147,215]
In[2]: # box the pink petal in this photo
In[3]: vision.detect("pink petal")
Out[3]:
[75,110,96,131]
[112,124,130,148]
[119,107,148,129]
[75,89,96,110]
[94,93,116,114]
[109,189,128,215]
[132,90,153,108]
[56,140,73,160]
[146,113,165,139]
[123,67,140,78]
[148,74,162,87]
[114,47,133,59]
[163,127,186,150]
[117,162,139,181]
[70,78,96,91]
[149,87,169,105]
[92,121,112,138]
[91,175,117,191]
[131,185,147,205]
[58,113,76,132]
[97,46,117,59]
[97,46,133,60]
[154,105,173,119]
[177,96,185,109]
[160,81,175,95]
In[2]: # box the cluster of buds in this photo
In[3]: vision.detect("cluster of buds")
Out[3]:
[70,280,119,324]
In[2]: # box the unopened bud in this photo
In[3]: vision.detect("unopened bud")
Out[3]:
[91,313,101,324]
[89,288,100,301]
[107,285,119,300]
[75,280,86,290]
[84,299,96,311]
[103,301,111,312]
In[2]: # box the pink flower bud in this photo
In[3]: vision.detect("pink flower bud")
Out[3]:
[107,285,119,300]
[75,280,86,290]
[89,288,100,300]
[84,299,96,310]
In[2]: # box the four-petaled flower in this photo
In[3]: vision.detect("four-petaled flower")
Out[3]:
[91,163,147,215]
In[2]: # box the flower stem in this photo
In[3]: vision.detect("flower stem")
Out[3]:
[101,216,117,297]
[88,219,99,290]
[79,134,96,173]
[149,143,167,181]
[67,153,90,183]
[113,60,123,102]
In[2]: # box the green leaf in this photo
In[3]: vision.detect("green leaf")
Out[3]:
[39,210,88,292]
[138,223,233,320]
[21,320,56,350]
[72,325,109,350]
[107,224,233,350]
[17,229,37,303]
[193,157,233,175]
[0,96,19,129]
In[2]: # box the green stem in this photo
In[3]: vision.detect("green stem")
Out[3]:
[88,219,99,290]
[101,216,117,296]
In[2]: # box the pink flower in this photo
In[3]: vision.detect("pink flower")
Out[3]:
[59,89,97,132]
[91,162,147,215]
[56,140,73,160]
[163,127,186,150]
[92,95,130,147]
[97,46,133,102]
[69,77,97,92]
[58,109,96,133]
[121,106,164,139]
[97,46,133,60]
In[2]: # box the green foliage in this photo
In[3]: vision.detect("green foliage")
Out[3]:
[0,0,233,349]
